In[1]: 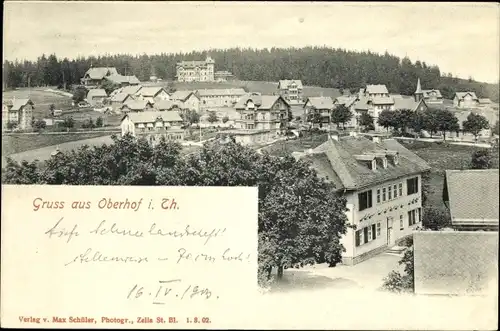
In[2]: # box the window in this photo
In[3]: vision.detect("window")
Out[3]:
[367,226,372,241]
[355,230,362,247]
[377,189,381,203]
[407,177,419,195]
[388,186,392,200]
[417,208,422,223]
[358,190,373,211]
[376,223,381,237]
[393,184,398,198]
[382,188,387,202]
[400,215,404,230]
[408,209,417,226]
[399,183,403,196]
[363,227,369,244]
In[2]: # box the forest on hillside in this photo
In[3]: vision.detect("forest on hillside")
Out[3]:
[3,47,499,101]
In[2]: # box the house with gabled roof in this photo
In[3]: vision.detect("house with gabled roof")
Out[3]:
[86,89,108,107]
[134,87,170,104]
[104,74,141,87]
[170,90,200,112]
[2,98,34,130]
[443,169,499,230]
[81,67,118,87]
[234,93,290,132]
[121,110,185,145]
[453,91,480,108]
[293,133,430,265]
[303,96,334,127]
[119,100,154,113]
[278,79,304,104]
[110,92,135,112]
[154,100,183,112]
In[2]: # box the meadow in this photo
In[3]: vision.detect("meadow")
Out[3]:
[3,87,73,118]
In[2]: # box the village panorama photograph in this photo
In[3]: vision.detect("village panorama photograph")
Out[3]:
[2,1,499,329]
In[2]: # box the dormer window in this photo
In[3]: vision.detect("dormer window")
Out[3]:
[371,159,377,171]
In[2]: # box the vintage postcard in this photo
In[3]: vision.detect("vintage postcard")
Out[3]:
[1,1,499,329]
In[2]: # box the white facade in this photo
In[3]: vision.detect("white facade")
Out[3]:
[340,174,423,264]
[176,57,215,82]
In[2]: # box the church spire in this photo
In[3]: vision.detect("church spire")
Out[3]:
[414,78,423,102]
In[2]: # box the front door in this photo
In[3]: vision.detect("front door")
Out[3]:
[387,217,394,246]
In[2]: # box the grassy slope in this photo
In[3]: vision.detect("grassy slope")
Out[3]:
[2,132,112,156]
[3,88,73,119]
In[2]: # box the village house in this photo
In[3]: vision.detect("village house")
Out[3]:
[303,96,334,127]
[170,90,200,112]
[234,93,290,132]
[86,89,108,107]
[110,92,135,112]
[278,79,304,104]
[197,88,246,110]
[111,85,143,98]
[2,98,34,130]
[154,100,183,111]
[176,56,215,82]
[355,84,395,131]
[81,67,118,87]
[422,89,443,104]
[214,70,235,82]
[443,169,499,231]
[449,108,498,140]
[119,100,154,113]
[392,95,428,113]
[121,110,185,145]
[104,74,141,87]
[453,91,480,108]
[478,98,493,107]
[294,133,430,265]
[134,87,170,104]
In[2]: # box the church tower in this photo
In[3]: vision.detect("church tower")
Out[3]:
[414,78,423,102]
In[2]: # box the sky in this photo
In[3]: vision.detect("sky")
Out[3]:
[3,1,499,83]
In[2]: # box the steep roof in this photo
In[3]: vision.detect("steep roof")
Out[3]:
[137,86,167,97]
[299,136,430,191]
[124,110,183,123]
[371,96,394,105]
[105,74,140,85]
[454,92,479,101]
[304,97,334,110]
[353,97,370,111]
[278,80,303,89]
[444,169,499,223]
[196,88,246,97]
[365,84,389,94]
[335,96,357,108]
[392,95,423,111]
[234,93,289,110]
[9,99,33,111]
[422,89,443,99]
[87,89,107,99]
[415,78,423,94]
[110,92,132,103]
[85,67,118,80]
[120,99,153,111]
[155,100,183,111]
[171,90,197,101]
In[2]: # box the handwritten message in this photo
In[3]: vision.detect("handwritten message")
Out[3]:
[1,185,258,328]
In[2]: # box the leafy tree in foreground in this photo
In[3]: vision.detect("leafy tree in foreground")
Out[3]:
[462,112,489,142]
[377,109,397,132]
[470,149,492,169]
[95,116,104,128]
[331,104,352,129]
[436,109,459,141]
[359,112,375,132]
[207,112,218,124]
[72,86,88,103]
[307,106,323,128]
[2,134,349,285]
[382,244,414,293]
[33,119,47,132]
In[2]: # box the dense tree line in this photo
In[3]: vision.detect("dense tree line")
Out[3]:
[2,135,349,285]
[3,47,498,101]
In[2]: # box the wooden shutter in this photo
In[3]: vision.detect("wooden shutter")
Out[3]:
[372,224,376,240]
[355,230,361,247]
[363,227,369,244]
